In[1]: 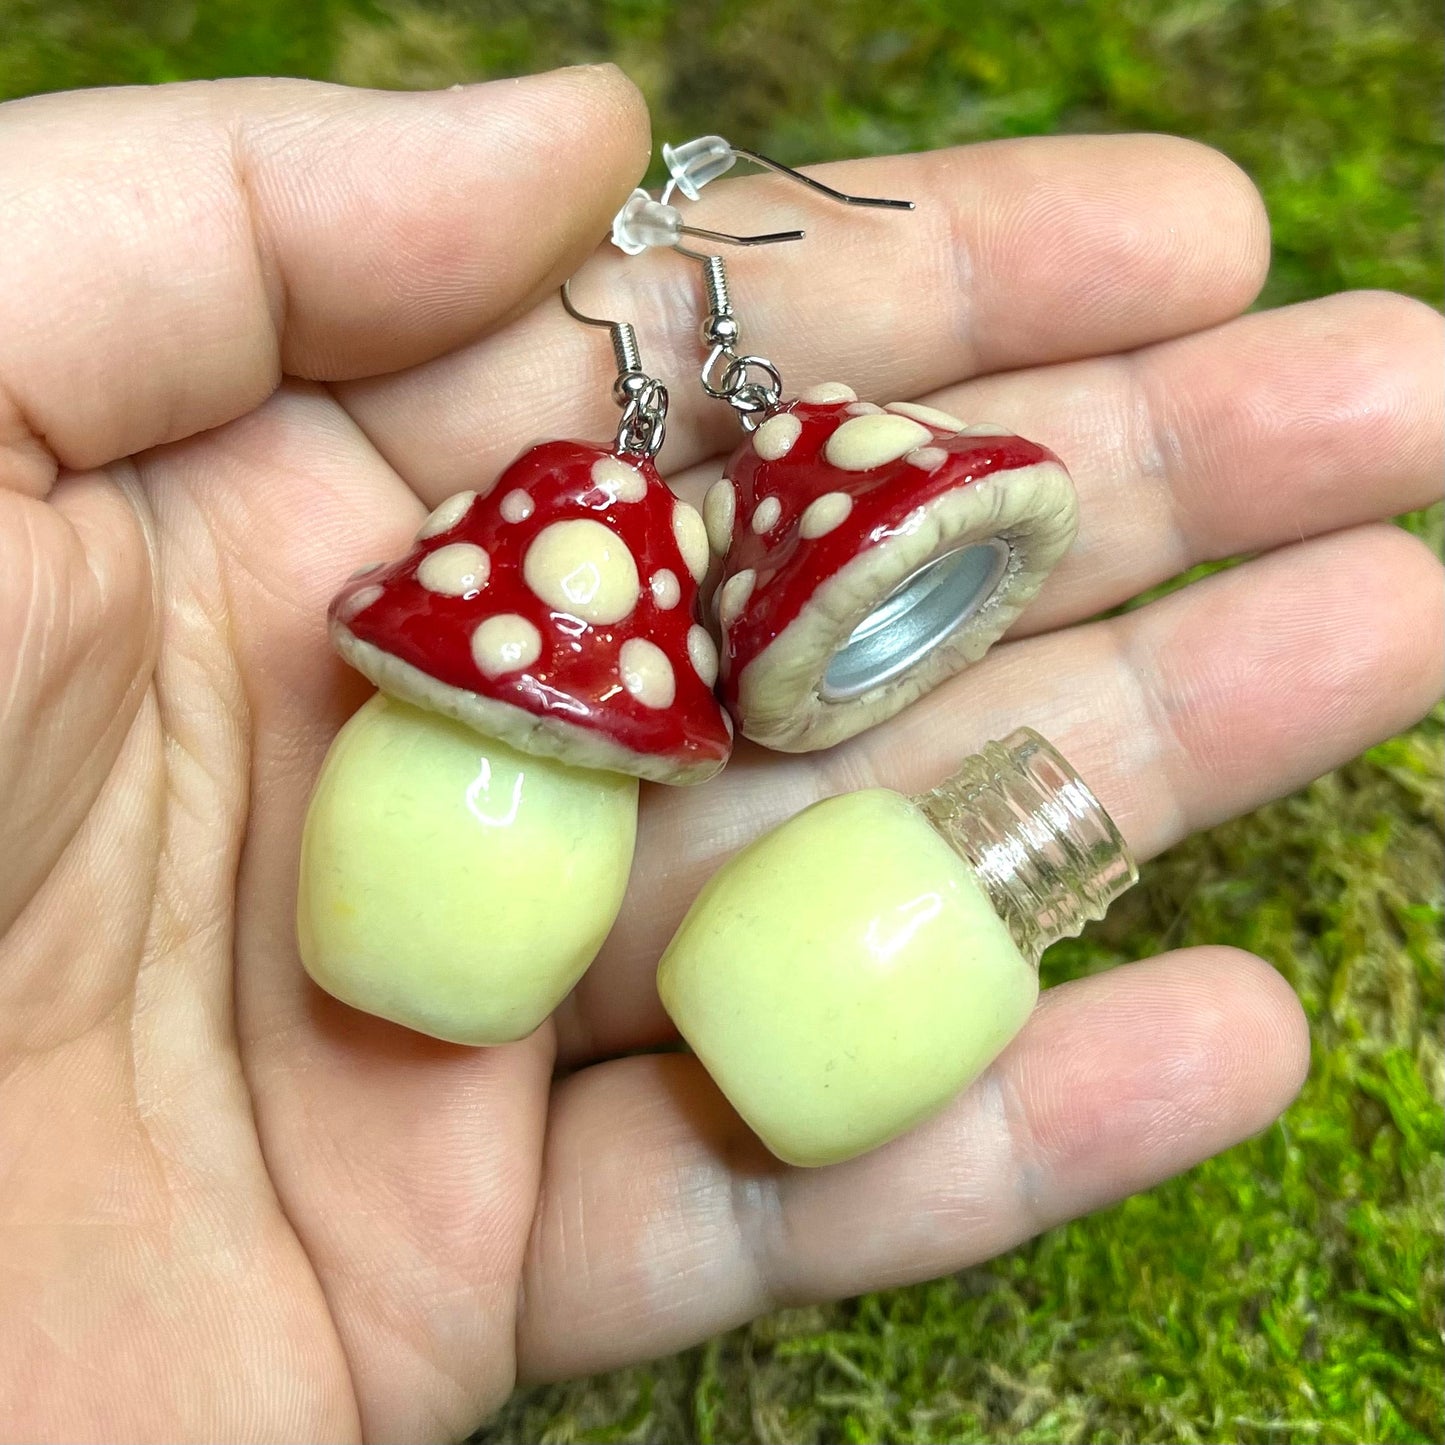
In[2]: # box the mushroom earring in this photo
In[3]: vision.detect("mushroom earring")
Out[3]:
[635,137,1081,754]
[296,290,731,1045]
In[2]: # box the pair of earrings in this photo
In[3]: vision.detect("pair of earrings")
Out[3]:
[298,138,1135,1168]
[598,138,1081,755]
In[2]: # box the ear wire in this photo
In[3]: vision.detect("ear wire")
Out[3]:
[660,134,914,211]
[610,188,803,257]
[600,135,914,432]
[559,278,670,458]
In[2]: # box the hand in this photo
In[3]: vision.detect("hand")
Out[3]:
[1,66,1439,1443]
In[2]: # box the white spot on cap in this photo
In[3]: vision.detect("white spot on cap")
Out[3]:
[887,400,967,431]
[905,446,949,472]
[416,490,477,540]
[799,491,853,539]
[590,455,648,502]
[337,583,384,622]
[718,569,756,628]
[619,638,675,709]
[703,479,735,556]
[347,561,385,581]
[751,496,782,535]
[417,542,491,597]
[960,423,1015,436]
[687,624,719,687]
[523,519,639,625]
[471,614,541,678]
[845,401,884,416]
[798,382,857,404]
[500,489,535,523]
[651,568,681,610]
[752,412,802,461]
[825,413,933,471]
[672,499,709,583]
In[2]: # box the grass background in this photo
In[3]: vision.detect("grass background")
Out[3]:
[2,2,1440,1440]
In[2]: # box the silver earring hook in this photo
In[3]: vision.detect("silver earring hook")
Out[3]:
[560,277,645,382]
[604,184,805,431]
[560,277,669,459]
[657,136,913,429]
[660,135,915,212]
[610,188,803,257]
[602,137,913,431]
[728,146,915,210]
[602,186,801,427]
[692,252,783,430]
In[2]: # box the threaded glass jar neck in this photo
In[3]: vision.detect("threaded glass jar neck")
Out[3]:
[914,729,1137,966]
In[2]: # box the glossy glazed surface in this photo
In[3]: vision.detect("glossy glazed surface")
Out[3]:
[715,396,1061,685]
[657,787,1039,1167]
[330,440,730,785]
[298,693,638,1045]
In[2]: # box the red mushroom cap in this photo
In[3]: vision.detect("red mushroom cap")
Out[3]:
[703,386,1078,752]
[330,440,731,785]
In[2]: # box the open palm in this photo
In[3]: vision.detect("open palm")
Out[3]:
[1,67,1440,1443]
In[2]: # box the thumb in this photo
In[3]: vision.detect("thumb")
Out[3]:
[0,67,649,930]
[0,66,650,492]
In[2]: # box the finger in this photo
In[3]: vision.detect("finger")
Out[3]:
[0,68,646,934]
[137,383,547,1440]
[0,476,154,934]
[664,289,1445,633]
[338,133,1270,503]
[558,522,1444,1062]
[0,67,648,493]
[520,947,1308,1379]
[950,288,1445,632]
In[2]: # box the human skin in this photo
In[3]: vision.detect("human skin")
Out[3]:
[0,66,1440,1443]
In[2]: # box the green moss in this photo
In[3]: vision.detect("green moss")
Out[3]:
[327,0,1444,308]
[1,2,1439,1440]
[0,0,385,92]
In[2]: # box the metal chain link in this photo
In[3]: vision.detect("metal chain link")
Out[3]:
[614,375,669,457]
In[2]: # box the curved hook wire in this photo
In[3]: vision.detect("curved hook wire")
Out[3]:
[560,276,644,378]
[559,277,670,457]
[658,136,912,279]
[558,275,612,328]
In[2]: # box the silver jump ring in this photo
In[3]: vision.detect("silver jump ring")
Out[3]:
[700,344,739,402]
[702,345,782,416]
[717,354,782,429]
[720,354,782,403]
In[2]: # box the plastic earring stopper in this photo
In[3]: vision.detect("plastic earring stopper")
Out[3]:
[611,189,685,256]
[661,135,738,200]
